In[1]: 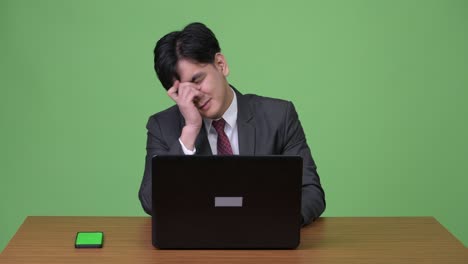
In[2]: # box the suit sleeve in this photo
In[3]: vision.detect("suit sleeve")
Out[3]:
[138,115,184,215]
[282,102,326,226]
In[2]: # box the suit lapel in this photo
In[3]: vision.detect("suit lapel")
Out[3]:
[195,123,213,155]
[234,87,255,155]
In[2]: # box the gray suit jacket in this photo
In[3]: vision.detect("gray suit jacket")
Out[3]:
[138,87,326,225]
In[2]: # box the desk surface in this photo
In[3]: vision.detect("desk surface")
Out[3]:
[0,216,466,264]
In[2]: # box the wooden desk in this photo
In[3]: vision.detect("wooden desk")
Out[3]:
[0,217,466,263]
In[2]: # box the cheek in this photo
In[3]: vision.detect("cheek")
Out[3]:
[201,74,224,99]
[201,80,215,95]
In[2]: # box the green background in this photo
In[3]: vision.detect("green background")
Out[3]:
[1,0,467,252]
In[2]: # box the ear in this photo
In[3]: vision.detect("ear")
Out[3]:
[214,53,230,77]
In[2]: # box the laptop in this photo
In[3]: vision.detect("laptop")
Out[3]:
[152,155,303,249]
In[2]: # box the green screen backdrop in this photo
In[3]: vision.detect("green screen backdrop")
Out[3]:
[1,0,467,252]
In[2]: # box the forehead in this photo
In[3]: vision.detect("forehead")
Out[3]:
[176,59,211,81]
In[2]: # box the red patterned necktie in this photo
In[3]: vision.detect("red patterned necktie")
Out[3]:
[212,118,233,155]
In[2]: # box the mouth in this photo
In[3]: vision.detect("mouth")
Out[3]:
[198,98,211,110]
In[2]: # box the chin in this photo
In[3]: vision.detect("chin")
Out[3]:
[204,108,222,120]
[204,113,219,120]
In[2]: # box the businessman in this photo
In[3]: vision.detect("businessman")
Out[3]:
[139,22,325,225]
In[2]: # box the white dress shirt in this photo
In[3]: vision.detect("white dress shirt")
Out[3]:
[179,88,239,155]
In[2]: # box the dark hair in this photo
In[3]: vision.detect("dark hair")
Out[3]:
[153,22,221,90]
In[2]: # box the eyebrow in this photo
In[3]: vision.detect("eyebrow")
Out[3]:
[191,72,205,83]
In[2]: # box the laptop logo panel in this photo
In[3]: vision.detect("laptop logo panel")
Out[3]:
[214,197,243,207]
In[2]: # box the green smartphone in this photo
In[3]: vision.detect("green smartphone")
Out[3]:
[75,231,104,248]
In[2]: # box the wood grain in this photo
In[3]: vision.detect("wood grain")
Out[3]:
[0,216,466,263]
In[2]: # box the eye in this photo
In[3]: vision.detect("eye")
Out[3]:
[194,77,204,84]
[191,73,206,84]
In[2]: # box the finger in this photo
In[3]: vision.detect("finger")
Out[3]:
[167,80,180,101]
[179,85,203,103]
[177,83,196,98]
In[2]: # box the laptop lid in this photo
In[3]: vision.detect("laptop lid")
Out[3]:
[152,155,302,249]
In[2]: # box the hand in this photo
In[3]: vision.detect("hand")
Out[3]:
[167,81,203,150]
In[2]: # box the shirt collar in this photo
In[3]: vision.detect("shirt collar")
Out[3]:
[204,88,238,132]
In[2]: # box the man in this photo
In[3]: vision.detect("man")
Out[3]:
[139,22,325,226]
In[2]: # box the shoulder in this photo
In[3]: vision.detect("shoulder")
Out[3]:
[146,104,181,129]
[149,104,180,120]
[240,93,295,115]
